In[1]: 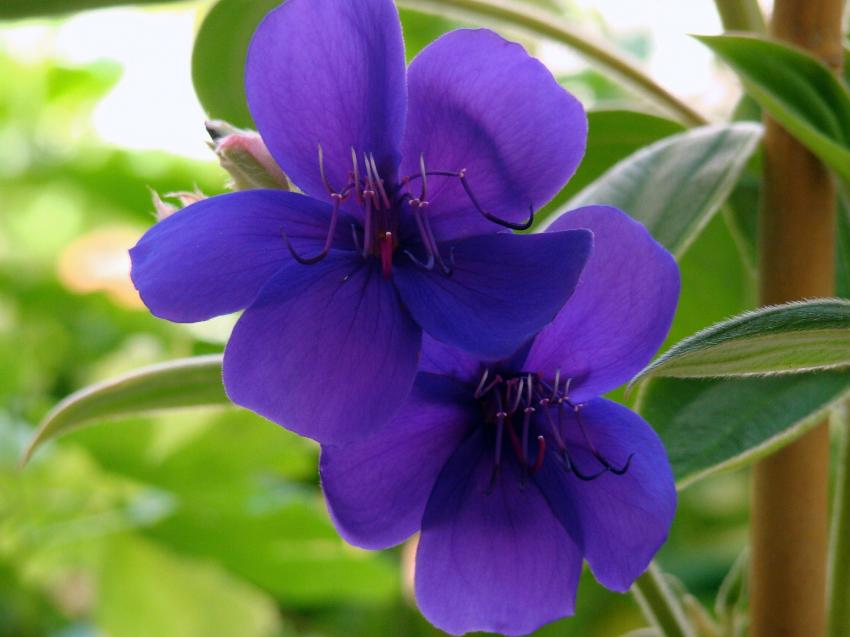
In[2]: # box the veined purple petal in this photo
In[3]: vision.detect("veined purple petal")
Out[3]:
[130,190,349,322]
[551,398,676,592]
[416,428,583,636]
[320,374,474,550]
[523,206,680,402]
[246,0,406,204]
[401,29,587,240]
[394,230,592,360]
[223,252,421,444]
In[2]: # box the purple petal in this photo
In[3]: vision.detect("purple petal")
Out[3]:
[550,398,676,592]
[394,230,592,360]
[223,252,421,444]
[320,374,474,550]
[246,0,406,203]
[523,206,680,401]
[418,335,482,384]
[130,190,348,322]
[401,29,586,240]
[416,428,583,636]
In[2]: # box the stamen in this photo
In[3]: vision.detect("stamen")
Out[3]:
[350,147,362,205]
[529,436,546,475]
[474,369,491,399]
[281,194,340,264]
[369,154,391,209]
[400,167,534,230]
[478,373,503,398]
[508,378,524,415]
[418,153,428,204]
[419,210,452,275]
[362,153,379,209]
[562,449,609,481]
[550,369,561,403]
[539,398,567,452]
[573,406,634,475]
[403,205,436,271]
[455,168,535,231]
[318,144,337,195]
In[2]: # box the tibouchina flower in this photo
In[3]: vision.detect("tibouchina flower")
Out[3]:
[321,206,680,635]
[130,0,591,444]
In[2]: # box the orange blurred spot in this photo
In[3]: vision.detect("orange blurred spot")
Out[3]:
[57,226,144,308]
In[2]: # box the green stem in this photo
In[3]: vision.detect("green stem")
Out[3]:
[714,0,767,33]
[828,404,850,637]
[632,563,697,637]
[398,0,708,127]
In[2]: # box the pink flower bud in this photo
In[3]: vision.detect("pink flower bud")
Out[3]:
[206,120,289,191]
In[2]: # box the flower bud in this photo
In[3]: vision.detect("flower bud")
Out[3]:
[206,120,289,191]
[150,188,206,221]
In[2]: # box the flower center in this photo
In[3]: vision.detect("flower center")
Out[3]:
[474,369,634,492]
[280,146,537,279]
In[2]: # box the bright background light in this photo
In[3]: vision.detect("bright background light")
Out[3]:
[0,0,771,158]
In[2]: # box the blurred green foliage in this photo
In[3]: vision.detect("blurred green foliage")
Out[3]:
[0,6,752,637]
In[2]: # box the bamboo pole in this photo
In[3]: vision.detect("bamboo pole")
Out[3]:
[749,1,843,635]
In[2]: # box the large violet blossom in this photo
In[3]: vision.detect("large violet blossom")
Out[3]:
[321,206,680,635]
[130,0,592,444]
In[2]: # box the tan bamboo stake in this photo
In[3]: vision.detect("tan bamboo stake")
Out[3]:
[750,1,843,635]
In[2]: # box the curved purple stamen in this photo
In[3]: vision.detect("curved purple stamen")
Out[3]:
[280,147,526,275]
[282,192,341,264]
[403,168,536,231]
[476,368,635,487]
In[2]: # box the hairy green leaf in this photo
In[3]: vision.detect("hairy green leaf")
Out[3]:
[639,370,850,488]
[556,123,762,257]
[634,299,850,384]
[23,355,228,465]
[698,34,850,186]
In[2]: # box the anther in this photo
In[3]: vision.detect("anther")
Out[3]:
[281,194,340,265]
[563,451,609,481]
[573,407,634,476]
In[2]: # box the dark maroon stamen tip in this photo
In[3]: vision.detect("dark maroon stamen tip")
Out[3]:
[529,436,546,475]
[281,193,341,265]
[403,167,535,231]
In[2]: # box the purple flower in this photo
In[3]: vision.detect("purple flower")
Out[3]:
[320,206,681,636]
[129,0,592,444]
